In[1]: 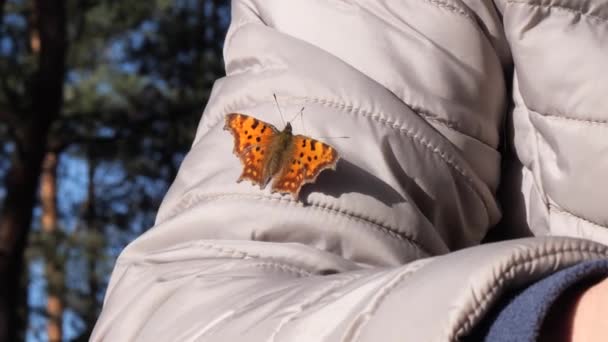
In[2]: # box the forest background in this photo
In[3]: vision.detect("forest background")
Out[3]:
[0,1,230,340]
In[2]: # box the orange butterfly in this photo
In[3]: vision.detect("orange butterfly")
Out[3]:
[224,113,339,199]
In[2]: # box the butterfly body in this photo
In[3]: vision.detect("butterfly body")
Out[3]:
[225,113,339,199]
[263,123,292,183]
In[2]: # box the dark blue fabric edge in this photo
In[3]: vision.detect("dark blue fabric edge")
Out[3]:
[465,259,608,342]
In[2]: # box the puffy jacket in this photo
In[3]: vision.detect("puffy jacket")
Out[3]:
[91,0,608,341]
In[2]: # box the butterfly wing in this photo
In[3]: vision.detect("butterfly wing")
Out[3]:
[224,113,279,187]
[271,135,339,198]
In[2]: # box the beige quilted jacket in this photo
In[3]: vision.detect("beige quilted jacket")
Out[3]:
[91,0,608,341]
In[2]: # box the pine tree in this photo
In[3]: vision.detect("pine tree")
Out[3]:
[1,0,229,339]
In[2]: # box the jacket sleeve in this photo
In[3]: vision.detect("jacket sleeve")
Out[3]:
[492,0,608,243]
[90,1,608,341]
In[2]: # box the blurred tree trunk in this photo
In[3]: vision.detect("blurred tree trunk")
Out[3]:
[40,151,63,342]
[72,147,101,342]
[83,151,99,339]
[0,0,66,340]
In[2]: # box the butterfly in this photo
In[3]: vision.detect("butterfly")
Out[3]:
[224,112,339,199]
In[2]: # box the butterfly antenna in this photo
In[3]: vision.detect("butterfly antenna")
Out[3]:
[288,107,305,124]
[287,107,307,135]
[300,107,308,136]
[273,93,286,127]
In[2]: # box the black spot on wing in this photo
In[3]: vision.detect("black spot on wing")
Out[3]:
[311,142,316,151]
[251,119,259,129]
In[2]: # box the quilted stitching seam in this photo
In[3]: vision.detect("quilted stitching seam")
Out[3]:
[417,110,466,132]
[423,0,474,20]
[531,109,608,125]
[549,204,608,229]
[507,0,608,25]
[246,262,313,277]
[162,192,432,257]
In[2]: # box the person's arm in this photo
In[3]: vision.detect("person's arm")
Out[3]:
[91,1,608,341]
